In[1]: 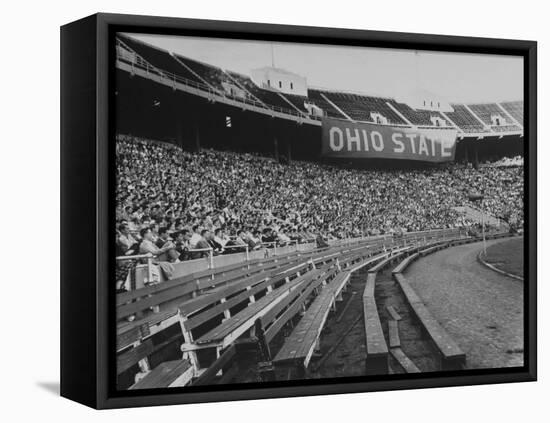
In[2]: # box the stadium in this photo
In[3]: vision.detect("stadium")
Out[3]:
[114,34,525,390]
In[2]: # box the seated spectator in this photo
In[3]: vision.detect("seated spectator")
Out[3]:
[250,230,263,249]
[189,229,212,259]
[241,228,261,250]
[205,230,224,253]
[174,228,192,261]
[139,227,179,263]
[262,228,277,246]
[213,228,228,249]
[189,224,202,249]
[156,226,172,249]
[117,223,139,255]
[225,230,248,253]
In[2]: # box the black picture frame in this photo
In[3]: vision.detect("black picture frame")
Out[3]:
[60,12,537,409]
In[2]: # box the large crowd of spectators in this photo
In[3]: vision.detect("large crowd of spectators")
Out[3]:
[115,135,524,263]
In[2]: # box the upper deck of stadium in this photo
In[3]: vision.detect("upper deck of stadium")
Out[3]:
[115,34,524,140]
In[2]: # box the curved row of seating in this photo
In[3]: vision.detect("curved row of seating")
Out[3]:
[118,232,516,388]
[271,248,391,373]
[116,239,390,388]
[188,242,390,383]
[271,237,470,377]
[117,242,375,350]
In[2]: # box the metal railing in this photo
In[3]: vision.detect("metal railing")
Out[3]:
[114,236,319,287]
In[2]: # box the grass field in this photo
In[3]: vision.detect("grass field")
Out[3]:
[484,237,524,278]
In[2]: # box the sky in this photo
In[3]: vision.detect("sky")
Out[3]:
[128,33,523,103]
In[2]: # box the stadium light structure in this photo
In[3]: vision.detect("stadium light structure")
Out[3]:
[468,192,486,255]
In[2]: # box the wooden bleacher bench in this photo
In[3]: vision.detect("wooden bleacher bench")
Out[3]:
[116,244,371,352]
[307,241,374,264]
[271,248,394,375]
[195,266,333,349]
[393,273,423,304]
[179,257,328,324]
[117,253,306,321]
[117,330,193,389]
[117,309,180,352]
[392,252,420,274]
[117,253,310,331]
[180,244,376,338]
[129,359,194,389]
[347,250,389,272]
[336,246,386,271]
[116,257,262,308]
[273,271,351,371]
[192,345,237,386]
[118,257,316,346]
[393,273,465,370]
[362,272,389,374]
[418,244,442,257]
[364,272,376,297]
[118,248,309,309]
[116,241,390,381]
[181,265,305,334]
[263,271,336,344]
[116,243,362,322]
[368,247,411,273]
[260,267,339,340]
[127,261,335,380]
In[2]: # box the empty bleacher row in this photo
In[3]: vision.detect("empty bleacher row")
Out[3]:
[280,92,311,114]
[226,71,298,112]
[469,103,522,132]
[116,34,524,134]
[307,90,347,118]
[389,101,451,127]
[491,125,522,133]
[501,101,524,126]
[117,238,397,389]
[173,54,234,93]
[469,103,505,125]
[118,34,205,85]
[446,104,487,133]
[322,91,407,124]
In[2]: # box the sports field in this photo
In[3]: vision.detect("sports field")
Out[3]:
[484,236,524,278]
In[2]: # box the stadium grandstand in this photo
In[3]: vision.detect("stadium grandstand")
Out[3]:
[114,33,524,390]
[116,34,523,158]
